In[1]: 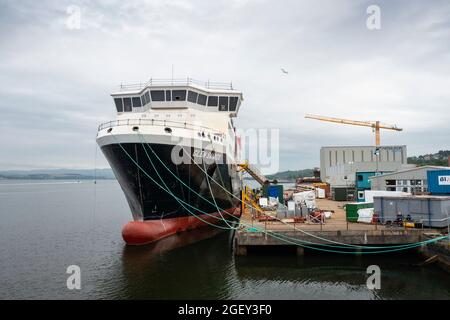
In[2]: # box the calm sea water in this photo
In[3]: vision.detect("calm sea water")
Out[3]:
[0,179,448,300]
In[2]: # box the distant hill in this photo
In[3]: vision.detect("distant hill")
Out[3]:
[266,169,314,181]
[407,150,450,167]
[0,169,115,180]
[0,167,313,181]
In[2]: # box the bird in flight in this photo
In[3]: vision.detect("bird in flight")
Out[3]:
[281,68,289,74]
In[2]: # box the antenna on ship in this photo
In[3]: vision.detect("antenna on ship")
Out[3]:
[171,64,174,85]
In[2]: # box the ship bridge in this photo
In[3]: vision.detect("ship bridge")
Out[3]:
[110,77,243,117]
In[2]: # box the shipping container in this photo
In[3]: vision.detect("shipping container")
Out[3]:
[355,172,375,189]
[373,195,450,227]
[316,188,326,198]
[427,170,450,195]
[356,189,366,202]
[332,187,355,201]
[355,171,391,188]
[345,202,374,222]
[363,190,410,203]
[312,182,331,198]
[262,184,284,203]
[356,171,391,201]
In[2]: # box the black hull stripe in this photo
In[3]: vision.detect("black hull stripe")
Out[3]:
[101,143,241,221]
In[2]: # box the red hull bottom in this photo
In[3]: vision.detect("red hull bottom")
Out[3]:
[122,208,240,245]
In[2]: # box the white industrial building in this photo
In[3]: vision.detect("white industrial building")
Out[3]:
[369,165,450,193]
[319,145,409,187]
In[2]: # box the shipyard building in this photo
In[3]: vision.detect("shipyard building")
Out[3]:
[369,166,450,194]
[319,145,410,201]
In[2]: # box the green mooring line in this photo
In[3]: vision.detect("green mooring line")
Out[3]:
[111,133,448,254]
[136,133,449,251]
[114,134,238,230]
[134,133,450,252]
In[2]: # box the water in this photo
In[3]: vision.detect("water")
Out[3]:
[0,180,448,299]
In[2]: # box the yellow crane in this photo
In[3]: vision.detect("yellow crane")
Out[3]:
[305,114,403,146]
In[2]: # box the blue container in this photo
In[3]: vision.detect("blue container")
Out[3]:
[268,186,278,198]
[427,170,450,195]
[355,172,374,189]
[267,185,284,203]
[356,171,391,190]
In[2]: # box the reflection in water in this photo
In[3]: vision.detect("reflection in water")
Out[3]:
[235,251,450,300]
[119,228,450,300]
[122,227,226,270]
[120,229,237,299]
[0,180,448,300]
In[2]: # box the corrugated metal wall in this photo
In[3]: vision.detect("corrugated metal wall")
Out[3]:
[427,170,450,194]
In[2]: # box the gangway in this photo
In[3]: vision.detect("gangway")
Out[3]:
[238,161,268,185]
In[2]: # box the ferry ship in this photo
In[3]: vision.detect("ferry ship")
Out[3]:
[96,78,244,245]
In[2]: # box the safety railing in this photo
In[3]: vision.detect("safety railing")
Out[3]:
[238,161,268,185]
[98,118,225,137]
[419,217,450,243]
[119,77,234,91]
[419,216,450,227]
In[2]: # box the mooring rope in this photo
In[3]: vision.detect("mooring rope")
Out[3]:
[136,132,447,250]
[133,132,449,251]
[112,133,448,253]
[173,142,450,250]
[113,134,237,230]
[201,159,235,229]
[138,133,237,229]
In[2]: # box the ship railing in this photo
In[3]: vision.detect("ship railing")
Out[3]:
[98,118,225,136]
[118,77,234,91]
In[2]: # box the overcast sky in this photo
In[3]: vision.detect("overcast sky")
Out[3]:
[0,0,449,172]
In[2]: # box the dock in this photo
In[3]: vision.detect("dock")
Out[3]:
[235,199,448,257]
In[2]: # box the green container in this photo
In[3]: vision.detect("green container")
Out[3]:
[345,202,374,222]
[333,187,348,201]
[262,184,269,198]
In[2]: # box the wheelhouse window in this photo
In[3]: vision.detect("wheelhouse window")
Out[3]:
[172,90,186,101]
[144,91,150,104]
[132,97,142,108]
[150,90,165,101]
[197,94,207,106]
[207,96,218,107]
[219,96,228,111]
[123,97,132,112]
[141,92,148,105]
[229,97,238,111]
[114,98,123,112]
[187,91,198,103]
[165,90,171,101]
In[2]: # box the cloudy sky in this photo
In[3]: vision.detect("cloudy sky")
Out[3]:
[0,0,449,172]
